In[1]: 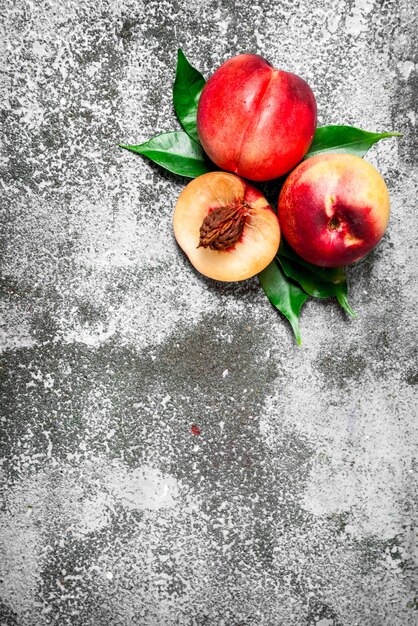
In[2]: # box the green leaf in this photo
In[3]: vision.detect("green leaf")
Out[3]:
[336,288,356,318]
[173,48,206,144]
[259,260,309,345]
[277,241,356,318]
[119,131,212,178]
[305,125,402,159]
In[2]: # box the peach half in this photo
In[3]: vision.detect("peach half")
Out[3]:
[278,154,390,268]
[173,172,281,281]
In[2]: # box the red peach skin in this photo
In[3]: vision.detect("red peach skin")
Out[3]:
[197,54,317,181]
[278,154,390,267]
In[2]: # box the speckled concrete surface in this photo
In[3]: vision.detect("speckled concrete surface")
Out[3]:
[1,0,417,624]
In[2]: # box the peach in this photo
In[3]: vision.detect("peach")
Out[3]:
[173,172,280,281]
[197,54,317,181]
[278,154,390,267]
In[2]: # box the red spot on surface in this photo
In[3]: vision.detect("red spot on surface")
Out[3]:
[191,424,201,436]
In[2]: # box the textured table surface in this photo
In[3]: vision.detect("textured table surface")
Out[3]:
[1,0,417,624]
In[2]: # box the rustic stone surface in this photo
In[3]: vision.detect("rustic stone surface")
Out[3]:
[1,0,417,624]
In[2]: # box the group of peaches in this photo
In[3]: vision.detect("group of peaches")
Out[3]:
[121,51,399,343]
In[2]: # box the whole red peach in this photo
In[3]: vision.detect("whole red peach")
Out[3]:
[278,153,390,267]
[173,172,280,281]
[197,54,317,181]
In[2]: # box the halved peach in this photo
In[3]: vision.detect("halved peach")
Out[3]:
[173,172,281,281]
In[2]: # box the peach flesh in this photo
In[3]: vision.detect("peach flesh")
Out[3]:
[197,54,317,181]
[278,154,390,268]
[173,172,281,282]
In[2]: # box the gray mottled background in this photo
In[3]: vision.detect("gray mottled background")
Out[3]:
[1,0,417,624]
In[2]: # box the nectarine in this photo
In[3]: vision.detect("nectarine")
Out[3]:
[173,172,281,281]
[278,154,390,267]
[197,54,317,181]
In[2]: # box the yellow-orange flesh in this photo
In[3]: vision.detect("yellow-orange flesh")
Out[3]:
[173,172,281,282]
